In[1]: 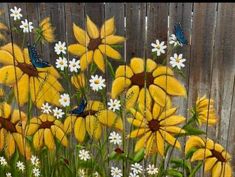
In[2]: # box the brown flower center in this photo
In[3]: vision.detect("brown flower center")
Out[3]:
[39,121,54,129]
[130,72,154,88]
[17,62,38,77]
[0,117,17,132]
[148,119,160,132]
[211,149,226,162]
[88,37,101,50]
[78,110,98,118]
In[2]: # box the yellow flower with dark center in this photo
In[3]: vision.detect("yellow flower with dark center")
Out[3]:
[195,95,218,126]
[0,43,63,108]
[38,17,55,43]
[127,103,185,157]
[71,73,86,90]
[26,114,68,150]
[64,100,123,143]
[111,58,186,110]
[185,136,232,177]
[68,16,125,73]
[0,102,31,159]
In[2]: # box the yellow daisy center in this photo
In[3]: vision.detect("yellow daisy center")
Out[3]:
[17,62,38,77]
[148,119,160,132]
[176,58,181,63]
[0,117,17,132]
[88,37,101,50]
[94,80,100,84]
[39,121,54,129]
[211,149,226,162]
[130,72,154,88]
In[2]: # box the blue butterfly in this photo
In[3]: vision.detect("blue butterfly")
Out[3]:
[27,43,51,68]
[70,98,87,115]
[174,23,188,45]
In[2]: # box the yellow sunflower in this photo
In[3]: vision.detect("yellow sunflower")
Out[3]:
[194,95,218,126]
[127,103,185,156]
[0,43,63,108]
[64,100,123,143]
[71,73,86,90]
[0,102,31,159]
[186,136,232,177]
[26,114,68,150]
[111,58,186,110]
[68,16,125,73]
[38,17,55,43]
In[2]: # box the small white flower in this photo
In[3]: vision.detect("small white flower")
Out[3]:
[69,58,80,72]
[16,161,25,172]
[10,6,22,21]
[130,163,143,174]
[41,102,52,114]
[151,39,167,56]
[0,156,7,166]
[6,172,12,177]
[32,167,40,177]
[20,19,33,33]
[169,53,186,70]
[78,169,86,177]
[93,172,99,177]
[109,131,122,145]
[59,93,70,107]
[54,41,66,55]
[108,99,121,112]
[146,164,159,175]
[169,34,183,47]
[129,172,139,177]
[30,155,40,167]
[56,57,68,71]
[79,149,91,161]
[89,75,106,92]
[111,167,122,177]
[53,107,65,119]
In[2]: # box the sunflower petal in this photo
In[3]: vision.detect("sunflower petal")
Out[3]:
[63,116,77,134]
[5,133,15,158]
[185,136,205,154]
[127,118,147,128]
[14,74,29,106]
[71,73,86,89]
[204,157,217,172]
[160,115,185,126]
[160,130,181,149]
[85,115,102,140]
[161,126,185,134]
[1,43,24,63]
[68,44,87,56]
[33,129,44,150]
[0,50,13,65]
[0,129,6,151]
[80,51,93,71]
[126,85,139,109]
[146,59,157,72]
[128,128,148,138]
[129,108,144,121]
[191,148,212,162]
[44,128,55,150]
[74,118,86,142]
[94,49,105,73]
[102,35,125,44]
[211,162,222,177]
[86,16,99,39]
[152,103,161,119]
[0,102,11,118]
[115,65,134,78]
[73,23,90,46]
[101,17,115,38]
[0,66,23,85]
[156,132,165,156]
[51,125,68,147]
[152,66,174,77]
[137,88,152,110]
[149,84,169,107]
[130,58,144,74]
[134,131,151,152]
[111,77,131,98]
[98,44,121,59]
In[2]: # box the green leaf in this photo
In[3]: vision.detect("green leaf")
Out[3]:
[170,158,192,174]
[107,60,115,79]
[183,125,206,135]
[189,161,203,177]
[186,147,198,160]
[165,168,183,177]
[90,62,97,75]
[110,44,123,50]
[133,148,145,162]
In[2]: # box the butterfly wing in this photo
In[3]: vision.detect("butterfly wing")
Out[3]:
[174,23,188,45]
[70,98,87,115]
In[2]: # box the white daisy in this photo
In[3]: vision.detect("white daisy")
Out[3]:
[89,75,106,92]
[53,107,65,119]
[169,34,183,47]
[55,57,68,71]
[6,172,12,177]
[146,164,159,175]
[169,53,186,70]
[59,93,70,107]
[30,155,40,167]
[54,41,66,55]
[79,149,91,161]
[109,131,122,145]
[130,163,143,174]
[93,172,99,177]
[0,156,7,166]
[111,167,122,177]
[129,172,139,177]
[20,19,33,33]
[108,99,121,112]
[41,102,52,114]
[10,6,22,21]
[16,161,25,172]
[69,58,80,72]
[151,39,167,56]
[32,167,40,177]
[78,169,86,177]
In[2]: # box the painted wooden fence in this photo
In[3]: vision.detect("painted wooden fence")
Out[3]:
[0,2,235,176]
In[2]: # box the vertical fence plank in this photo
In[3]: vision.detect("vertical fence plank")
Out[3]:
[212,3,235,171]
